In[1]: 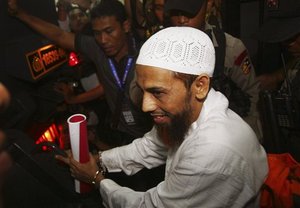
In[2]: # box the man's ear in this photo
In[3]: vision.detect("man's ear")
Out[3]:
[194,74,210,100]
[122,19,131,33]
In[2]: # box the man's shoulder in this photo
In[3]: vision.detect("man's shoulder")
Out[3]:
[224,33,246,53]
[224,33,252,71]
[75,34,105,61]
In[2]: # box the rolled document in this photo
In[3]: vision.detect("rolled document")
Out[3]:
[67,114,92,193]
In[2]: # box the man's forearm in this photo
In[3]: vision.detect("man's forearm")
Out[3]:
[12,8,75,51]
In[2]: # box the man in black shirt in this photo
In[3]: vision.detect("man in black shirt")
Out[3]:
[8,0,153,148]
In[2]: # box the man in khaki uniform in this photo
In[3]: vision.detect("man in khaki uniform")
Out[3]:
[165,0,263,141]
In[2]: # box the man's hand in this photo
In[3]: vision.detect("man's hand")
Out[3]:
[0,132,13,186]
[0,83,10,112]
[7,0,19,16]
[55,152,104,185]
[54,82,76,104]
[257,69,284,91]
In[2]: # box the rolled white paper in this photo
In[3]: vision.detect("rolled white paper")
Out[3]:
[67,113,92,193]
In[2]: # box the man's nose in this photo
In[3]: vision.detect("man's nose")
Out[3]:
[142,93,156,113]
[99,33,109,44]
[177,15,189,25]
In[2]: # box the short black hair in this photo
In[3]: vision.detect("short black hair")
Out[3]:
[90,0,127,23]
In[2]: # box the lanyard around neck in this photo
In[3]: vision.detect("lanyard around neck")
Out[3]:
[108,57,134,90]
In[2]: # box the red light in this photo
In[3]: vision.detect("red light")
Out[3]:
[44,130,51,141]
[35,123,60,144]
[68,52,80,67]
[42,145,48,151]
[51,124,59,136]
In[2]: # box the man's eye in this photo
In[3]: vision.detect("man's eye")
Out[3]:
[105,29,114,34]
[153,91,163,97]
[94,31,100,36]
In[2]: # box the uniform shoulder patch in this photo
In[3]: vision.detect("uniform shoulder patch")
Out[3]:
[234,49,251,75]
[234,49,247,66]
[241,57,251,75]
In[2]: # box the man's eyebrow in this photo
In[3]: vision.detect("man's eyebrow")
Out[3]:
[135,81,165,92]
[93,26,112,33]
[146,87,165,93]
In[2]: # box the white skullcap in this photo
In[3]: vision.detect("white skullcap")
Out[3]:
[136,27,215,76]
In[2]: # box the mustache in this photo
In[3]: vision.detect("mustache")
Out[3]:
[150,110,173,118]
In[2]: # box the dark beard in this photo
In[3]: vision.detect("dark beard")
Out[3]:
[156,98,192,148]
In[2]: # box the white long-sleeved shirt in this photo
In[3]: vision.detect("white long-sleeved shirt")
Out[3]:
[206,22,263,142]
[99,89,268,208]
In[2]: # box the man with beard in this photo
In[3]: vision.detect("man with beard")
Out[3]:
[56,27,268,208]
